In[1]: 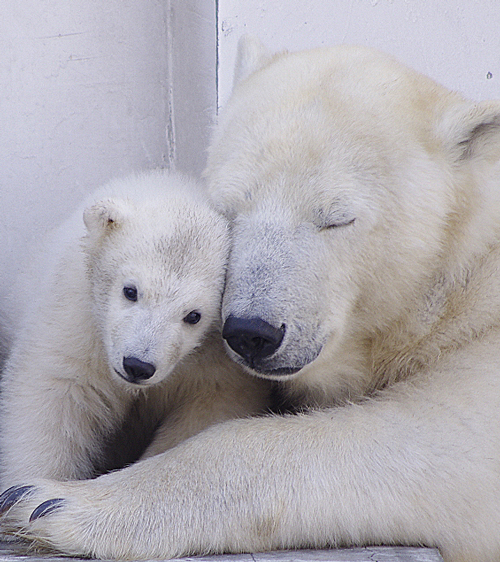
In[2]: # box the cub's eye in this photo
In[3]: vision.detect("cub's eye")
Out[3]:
[183,310,201,325]
[123,286,138,302]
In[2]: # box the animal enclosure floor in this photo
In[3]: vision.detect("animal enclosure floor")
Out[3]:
[0,542,444,562]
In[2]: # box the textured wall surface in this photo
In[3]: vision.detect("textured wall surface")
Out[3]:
[0,0,171,292]
[217,1,500,109]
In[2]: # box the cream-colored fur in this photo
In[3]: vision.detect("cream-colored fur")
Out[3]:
[0,169,270,487]
[2,39,500,562]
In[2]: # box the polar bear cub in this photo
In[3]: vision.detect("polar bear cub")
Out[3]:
[0,169,269,489]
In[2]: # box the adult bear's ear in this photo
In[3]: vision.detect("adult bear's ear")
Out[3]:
[439,100,500,162]
[83,199,128,238]
[232,35,271,88]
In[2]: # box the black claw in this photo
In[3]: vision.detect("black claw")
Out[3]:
[0,485,35,516]
[29,498,65,522]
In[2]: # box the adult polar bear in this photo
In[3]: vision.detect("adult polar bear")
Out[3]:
[0,170,269,487]
[2,38,500,562]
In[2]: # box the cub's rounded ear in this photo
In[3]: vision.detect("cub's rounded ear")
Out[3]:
[83,199,127,237]
[438,100,500,162]
[233,35,271,88]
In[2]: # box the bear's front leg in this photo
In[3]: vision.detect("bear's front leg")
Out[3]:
[1,415,318,560]
[0,334,135,487]
[1,391,498,562]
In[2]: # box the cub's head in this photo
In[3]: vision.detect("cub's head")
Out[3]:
[83,171,229,387]
[206,37,500,382]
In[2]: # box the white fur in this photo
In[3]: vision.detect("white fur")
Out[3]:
[3,40,500,562]
[0,169,270,486]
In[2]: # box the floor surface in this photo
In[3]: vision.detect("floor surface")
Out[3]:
[0,542,444,562]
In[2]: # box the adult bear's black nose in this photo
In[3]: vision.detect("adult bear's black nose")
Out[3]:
[222,316,285,364]
[122,356,156,383]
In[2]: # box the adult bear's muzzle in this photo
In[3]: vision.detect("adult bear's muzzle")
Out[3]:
[222,315,285,369]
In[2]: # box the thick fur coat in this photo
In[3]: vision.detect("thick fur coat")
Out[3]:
[2,39,500,562]
[0,169,269,486]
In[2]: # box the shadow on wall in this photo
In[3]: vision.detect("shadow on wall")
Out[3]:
[0,311,12,372]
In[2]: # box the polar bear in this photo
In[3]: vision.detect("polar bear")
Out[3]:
[0,169,270,488]
[2,38,500,562]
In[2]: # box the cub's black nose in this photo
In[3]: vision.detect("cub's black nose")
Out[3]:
[222,316,285,363]
[122,357,156,383]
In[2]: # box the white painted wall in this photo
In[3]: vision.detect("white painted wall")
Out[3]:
[0,1,169,293]
[217,1,500,109]
[0,0,216,299]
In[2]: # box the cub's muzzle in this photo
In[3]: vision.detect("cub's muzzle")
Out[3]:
[121,356,156,384]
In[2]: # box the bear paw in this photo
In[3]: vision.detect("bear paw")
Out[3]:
[0,480,109,558]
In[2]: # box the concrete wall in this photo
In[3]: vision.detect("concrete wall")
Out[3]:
[217,1,500,109]
[1,0,170,292]
[170,0,216,175]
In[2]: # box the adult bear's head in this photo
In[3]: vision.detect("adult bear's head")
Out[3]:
[206,37,500,391]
